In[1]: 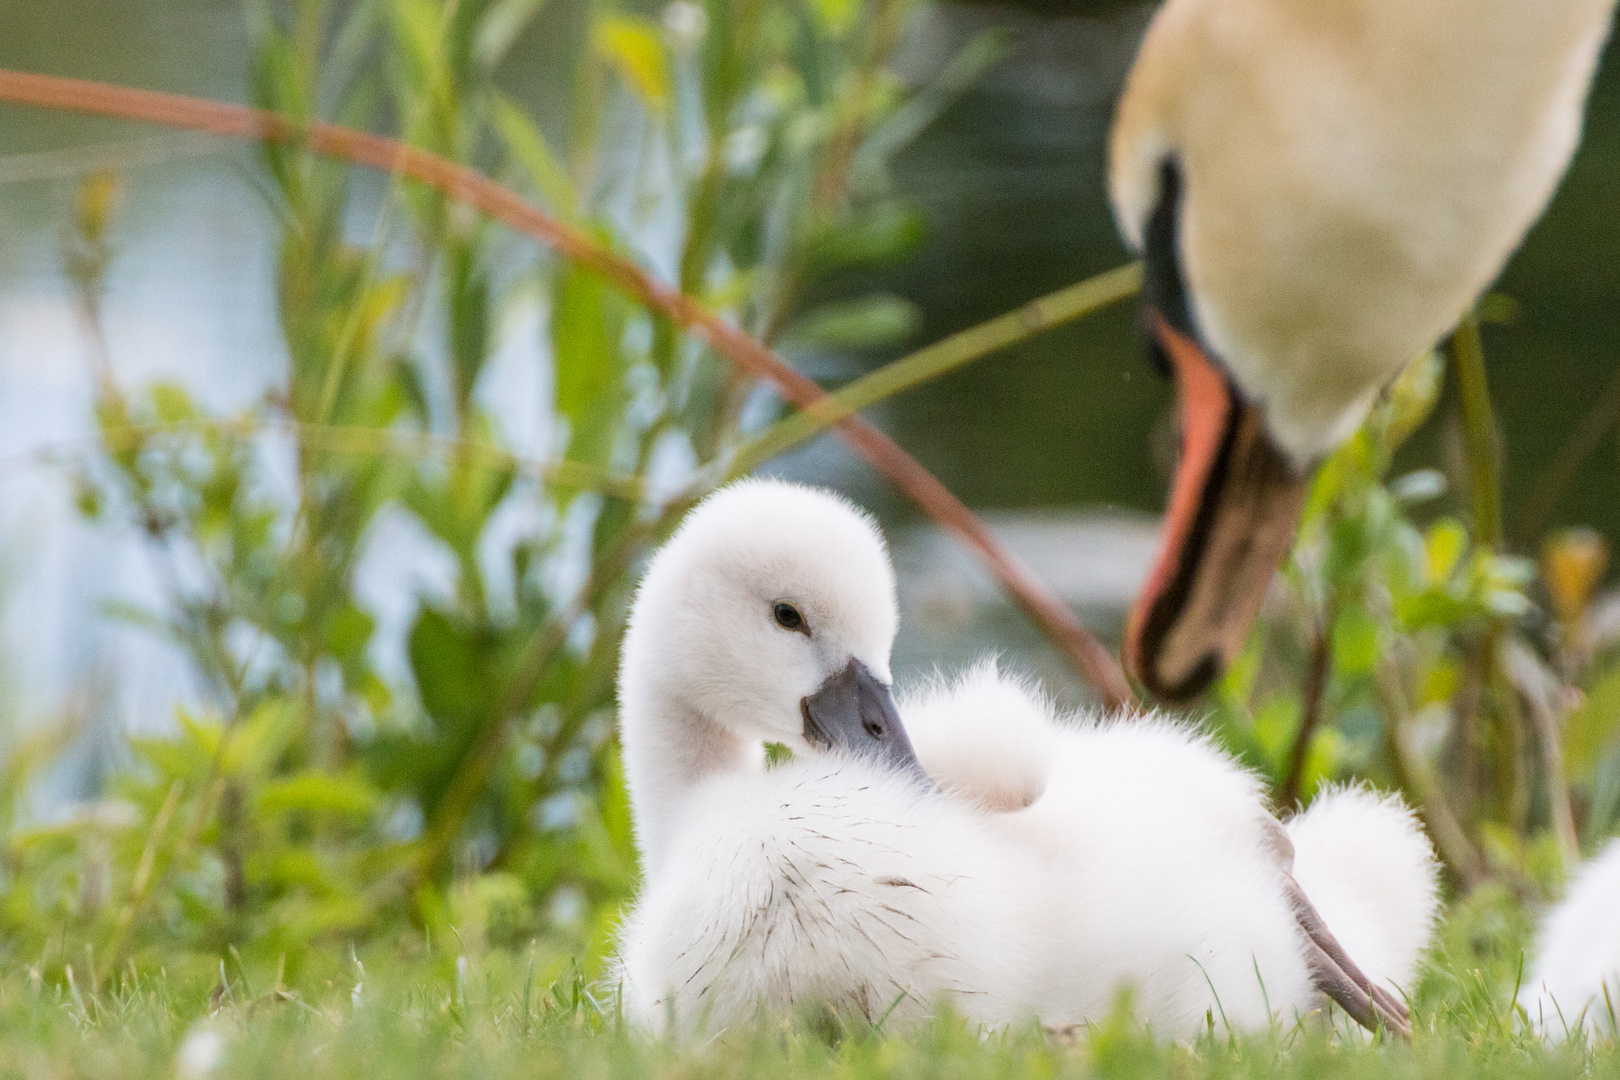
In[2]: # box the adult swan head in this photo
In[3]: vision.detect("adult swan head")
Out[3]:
[617,478,921,882]
[1110,0,1617,702]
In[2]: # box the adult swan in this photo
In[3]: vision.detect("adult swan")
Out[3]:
[1110,0,1618,701]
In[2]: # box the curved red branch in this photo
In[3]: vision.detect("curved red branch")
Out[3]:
[0,67,1138,711]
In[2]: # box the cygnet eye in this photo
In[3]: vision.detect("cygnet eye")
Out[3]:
[772,601,809,635]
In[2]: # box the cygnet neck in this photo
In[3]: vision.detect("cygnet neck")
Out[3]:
[619,683,756,884]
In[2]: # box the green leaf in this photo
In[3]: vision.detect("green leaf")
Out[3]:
[1395,589,1470,632]
[284,894,373,938]
[475,0,549,69]
[387,0,443,95]
[551,265,630,474]
[258,771,381,820]
[223,698,302,778]
[783,294,920,350]
[149,383,197,424]
[1217,629,1266,707]
[1417,656,1462,707]
[409,606,498,732]
[849,30,1010,198]
[592,16,670,109]
[131,716,214,786]
[1476,292,1522,326]
[248,848,327,891]
[811,0,859,37]
[1332,606,1380,677]
[356,274,411,349]
[1586,744,1620,845]
[1425,519,1468,585]
[447,239,492,412]
[358,671,393,717]
[1252,694,1301,777]
[1381,349,1444,451]
[1567,659,1620,775]
[595,741,635,868]
[491,93,576,218]
[802,202,926,276]
[401,418,515,560]
[323,602,377,667]
[1300,727,1345,802]
[574,795,636,896]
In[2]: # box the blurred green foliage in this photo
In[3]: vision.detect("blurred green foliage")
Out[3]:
[1,0,1618,1046]
[1208,328,1620,893]
[2,0,961,985]
[0,885,1612,1079]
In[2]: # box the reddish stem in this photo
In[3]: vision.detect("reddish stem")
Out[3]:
[0,68,1137,711]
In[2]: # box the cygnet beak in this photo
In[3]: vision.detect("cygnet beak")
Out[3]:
[800,658,929,782]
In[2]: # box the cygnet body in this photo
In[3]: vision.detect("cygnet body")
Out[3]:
[614,481,1438,1037]
[1526,838,1620,1036]
[901,663,1439,1030]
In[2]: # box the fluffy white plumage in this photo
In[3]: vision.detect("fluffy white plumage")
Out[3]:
[1526,838,1620,1037]
[616,478,897,884]
[618,754,1047,1030]
[1286,785,1439,995]
[901,662,1439,1030]
[615,482,1439,1036]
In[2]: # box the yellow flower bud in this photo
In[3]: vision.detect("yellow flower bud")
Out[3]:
[1542,526,1608,624]
[75,170,121,245]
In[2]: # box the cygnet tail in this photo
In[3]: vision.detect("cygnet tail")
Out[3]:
[1285,787,1439,997]
[898,659,1060,813]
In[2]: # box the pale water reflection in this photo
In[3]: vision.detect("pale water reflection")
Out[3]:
[3,0,1619,788]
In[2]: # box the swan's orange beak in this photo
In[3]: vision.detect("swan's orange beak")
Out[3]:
[1125,315,1309,703]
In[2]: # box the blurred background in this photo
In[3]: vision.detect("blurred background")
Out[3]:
[1,0,1616,985]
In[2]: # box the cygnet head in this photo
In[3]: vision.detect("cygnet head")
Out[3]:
[620,478,910,762]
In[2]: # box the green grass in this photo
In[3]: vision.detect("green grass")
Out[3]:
[3,886,1616,1080]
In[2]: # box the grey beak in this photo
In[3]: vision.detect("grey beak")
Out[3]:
[800,658,929,783]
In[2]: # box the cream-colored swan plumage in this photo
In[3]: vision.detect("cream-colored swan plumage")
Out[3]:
[614,480,1439,1036]
[1526,837,1620,1037]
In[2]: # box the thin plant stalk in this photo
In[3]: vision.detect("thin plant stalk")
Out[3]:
[1449,314,1521,827]
[1281,612,1333,809]
[1512,359,1620,545]
[15,417,647,502]
[1529,683,1581,867]
[0,67,1137,710]
[1451,314,1502,550]
[1504,639,1581,870]
[1376,656,1484,886]
[727,262,1143,479]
